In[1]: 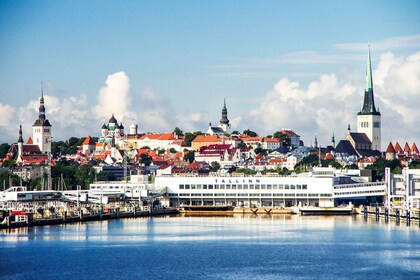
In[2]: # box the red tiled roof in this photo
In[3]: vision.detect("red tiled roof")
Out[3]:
[26,137,33,144]
[394,142,402,152]
[411,143,419,155]
[82,136,96,145]
[324,153,335,160]
[386,142,396,153]
[263,137,280,143]
[281,129,300,137]
[404,142,410,152]
[192,135,220,143]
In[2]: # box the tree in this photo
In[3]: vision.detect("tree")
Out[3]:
[169,148,177,154]
[0,170,21,187]
[409,161,420,169]
[183,131,202,147]
[365,158,402,180]
[254,147,263,154]
[173,127,184,136]
[184,150,195,163]
[210,161,221,172]
[97,171,116,181]
[231,130,240,135]
[0,143,11,159]
[243,129,257,137]
[1,159,16,168]
[273,131,291,147]
[139,153,152,166]
[237,141,247,148]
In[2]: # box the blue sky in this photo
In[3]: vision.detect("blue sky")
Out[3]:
[0,1,419,148]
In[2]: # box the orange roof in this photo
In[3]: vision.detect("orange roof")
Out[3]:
[385,142,396,153]
[411,143,419,155]
[26,137,33,144]
[93,154,106,160]
[404,142,410,152]
[192,135,220,143]
[324,153,335,160]
[158,133,176,140]
[96,142,106,147]
[394,142,402,152]
[264,138,280,143]
[281,129,300,137]
[241,137,262,142]
[82,136,96,145]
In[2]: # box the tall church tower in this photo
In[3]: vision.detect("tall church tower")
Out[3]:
[219,98,230,132]
[32,89,52,154]
[357,45,381,151]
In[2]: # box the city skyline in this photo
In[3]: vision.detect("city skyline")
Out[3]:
[0,1,419,147]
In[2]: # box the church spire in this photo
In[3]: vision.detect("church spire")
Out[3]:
[219,98,230,128]
[18,124,23,143]
[359,45,380,115]
[38,85,46,121]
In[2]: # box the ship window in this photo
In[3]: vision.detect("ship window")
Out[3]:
[191,184,196,189]
[243,184,248,189]
[208,184,214,189]
[184,184,190,189]
[302,184,308,189]
[180,184,184,189]
[231,184,237,189]
[203,184,207,189]
[285,184,290,189]
[261,184,266,189]
[226,184,231,189]
[267,184,272,189]
[249,184,254,189]
[255,184,260,190]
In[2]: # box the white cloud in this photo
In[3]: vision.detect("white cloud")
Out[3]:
[244,51,420,148]
[92,71,134,122]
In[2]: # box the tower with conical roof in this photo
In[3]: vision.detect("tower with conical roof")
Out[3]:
[32,88,52,154]
[17,125,24,160]
[357,45,381,151]
[219,98,230,132]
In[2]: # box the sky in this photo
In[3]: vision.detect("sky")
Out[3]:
[0,0,419,149]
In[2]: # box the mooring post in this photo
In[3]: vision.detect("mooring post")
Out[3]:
[79,210,83,222]
[396,209,400,223]
[406,210,410,226]
[375,206,379,220]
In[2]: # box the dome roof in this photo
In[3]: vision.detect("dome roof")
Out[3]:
[109,114,117,124]
[102,123,107,129]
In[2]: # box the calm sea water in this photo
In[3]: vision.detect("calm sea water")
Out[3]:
[1,215,419,280]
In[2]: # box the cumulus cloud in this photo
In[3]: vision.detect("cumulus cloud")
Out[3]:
[246,74,356,146]
[245,51,420,148]
[92,71,134,122]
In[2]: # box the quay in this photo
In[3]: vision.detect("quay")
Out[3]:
[362,205,420,226]
[0,207,179,230]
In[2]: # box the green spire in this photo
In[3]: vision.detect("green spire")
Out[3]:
[365,44,373,92]
[359,44,380,116]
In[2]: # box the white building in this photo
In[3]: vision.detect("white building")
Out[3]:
[32,91,52,154]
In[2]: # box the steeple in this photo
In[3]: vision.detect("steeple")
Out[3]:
[18,125,23,143]
[359,45,380,116]
[331,132,335,148]
[219,98,230,132]
[33,86,51,127]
